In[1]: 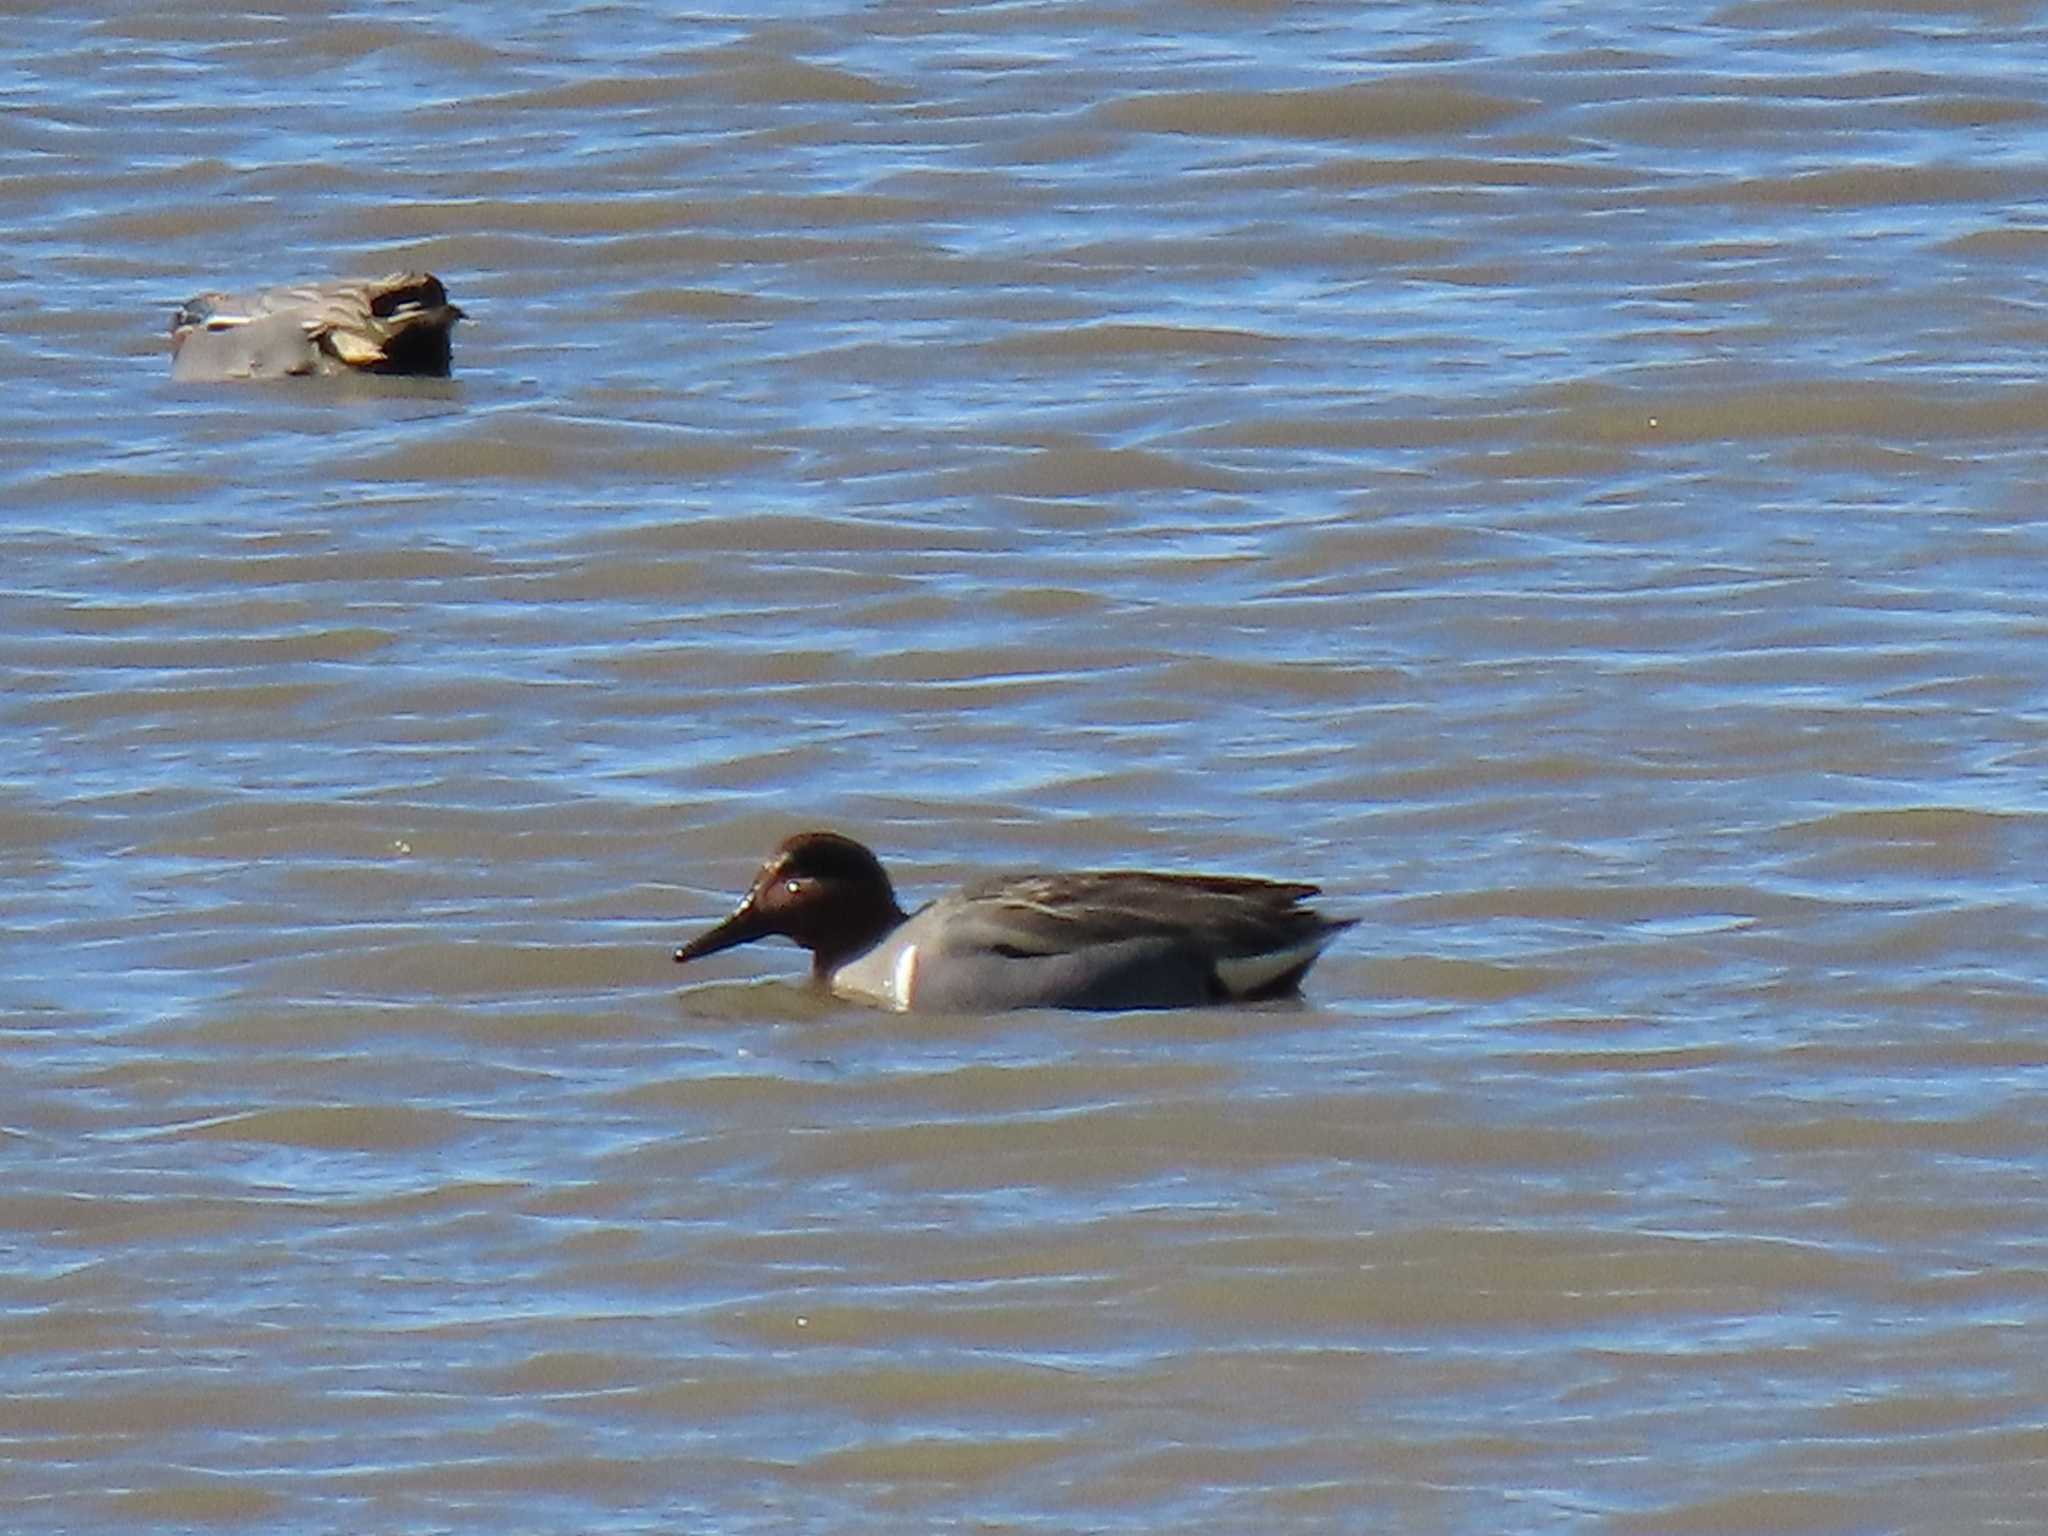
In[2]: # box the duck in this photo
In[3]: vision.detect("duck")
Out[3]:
[168,271,463,381]
[673,831,1356,1012]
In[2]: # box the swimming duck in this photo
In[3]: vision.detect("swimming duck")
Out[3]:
[673,831,1356,1012]
[168,271,463,381]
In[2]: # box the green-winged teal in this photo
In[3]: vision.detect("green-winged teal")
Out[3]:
[169,271,462,380]
[674,831,1356,1012]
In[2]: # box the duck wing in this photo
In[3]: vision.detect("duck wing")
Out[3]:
[918,871,1353,1004]
[944,870,1349,960]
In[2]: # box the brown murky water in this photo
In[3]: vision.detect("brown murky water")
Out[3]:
[5,4,2047,1531]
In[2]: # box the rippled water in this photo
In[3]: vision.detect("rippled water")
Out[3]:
[6,3,2047,1531]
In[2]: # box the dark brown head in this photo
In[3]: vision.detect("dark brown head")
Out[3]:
[673,831,906,977]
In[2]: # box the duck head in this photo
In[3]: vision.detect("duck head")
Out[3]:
[674,831,906,977]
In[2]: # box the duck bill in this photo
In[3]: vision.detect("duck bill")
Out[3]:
[673,900,772,965]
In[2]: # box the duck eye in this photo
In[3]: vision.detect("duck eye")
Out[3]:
[784,878,805,895]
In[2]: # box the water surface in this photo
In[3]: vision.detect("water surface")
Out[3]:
[5,3,2047,1531]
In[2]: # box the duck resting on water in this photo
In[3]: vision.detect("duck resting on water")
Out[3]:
[168,271,463,381]
[673,831,1356,1013]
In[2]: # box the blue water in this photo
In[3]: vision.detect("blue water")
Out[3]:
[4,4,2047,1532]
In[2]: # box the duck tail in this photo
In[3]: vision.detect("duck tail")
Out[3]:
[321,272,464,375]
[1212,916,1358,1001]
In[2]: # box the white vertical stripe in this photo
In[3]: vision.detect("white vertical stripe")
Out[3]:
[891,943,920,1010]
